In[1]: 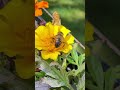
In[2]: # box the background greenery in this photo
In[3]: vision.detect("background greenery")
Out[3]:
[42,0,85,44]
[86,0,120,66]
[86,0,120,49]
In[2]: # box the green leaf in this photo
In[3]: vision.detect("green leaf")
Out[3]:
[38,57,74,90]
[78,53,85,65]
[35,72,44,77]
[86,80,98,90]
[105,68,116,90]
[85,72,92,80]
[42,77,65,87]
[67,56,76,65]
[71,49,78,64]
[35,71,45,80]
[39,60,60,79]
[77,73,85,90]
[91,40,120,66]
[113,65,120,79]
[74,62,85,76]
[62,59,67,69]
[78,62,85,73]
[114,65,120,73]
[86,56,104,90]
[74,43,84,54]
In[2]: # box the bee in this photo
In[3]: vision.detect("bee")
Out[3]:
[52,11,64,48]
[55,32,64,48]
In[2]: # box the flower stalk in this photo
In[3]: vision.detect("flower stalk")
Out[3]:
[42,8,53,19]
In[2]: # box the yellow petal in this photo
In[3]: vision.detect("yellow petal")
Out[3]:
[35,26,45,35]
[53,25,59,36]
[85,21,94,42]
[15,49,34,79]
[60,26,70,38]
[35,33,42,50]
[62,45,72,53]
[41,51,60,60]
[65,34,74,44]
[46,22,52,26]
[35,26,49,39]
[46,22,54,37]
[15,58,34,79]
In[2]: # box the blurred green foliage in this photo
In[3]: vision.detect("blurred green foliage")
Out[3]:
[86,0,120,49]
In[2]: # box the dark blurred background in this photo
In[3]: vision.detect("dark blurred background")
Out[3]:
[86,0,120,49]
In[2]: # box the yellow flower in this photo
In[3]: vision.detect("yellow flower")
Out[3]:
[0,1,34,79]
[14,50,34,79]
[35,22,74,60]
[85,21,94,56]
[85,21,94,42]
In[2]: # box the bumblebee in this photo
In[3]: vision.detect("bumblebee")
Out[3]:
[54,32,64,48]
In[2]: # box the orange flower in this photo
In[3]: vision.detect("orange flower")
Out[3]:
[35,0,49,16]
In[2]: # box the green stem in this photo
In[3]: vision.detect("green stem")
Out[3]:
[67,84,74,90]
[42,8,53,19]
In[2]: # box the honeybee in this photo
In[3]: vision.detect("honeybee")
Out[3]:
[52,12,64,48]
[55,32,64,48]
